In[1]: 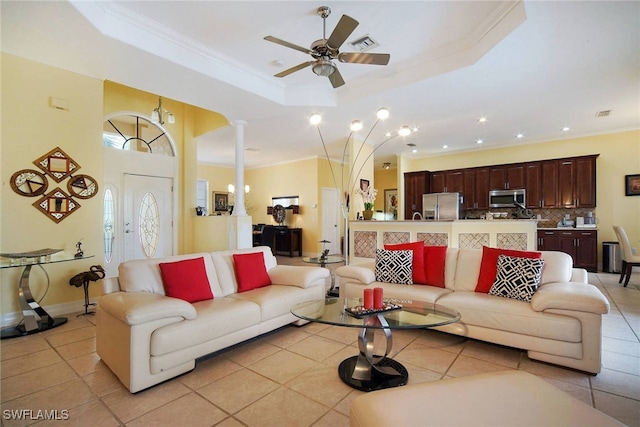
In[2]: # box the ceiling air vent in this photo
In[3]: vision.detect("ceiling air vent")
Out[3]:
[347,35,380,52]
[407,143,416,147]
[596,110,611,117]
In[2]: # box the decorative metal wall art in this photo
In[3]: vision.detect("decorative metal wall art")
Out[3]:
[10,147,98,223]
[33,146,80,183]
[10,169,49,196]
[33,187,81,223]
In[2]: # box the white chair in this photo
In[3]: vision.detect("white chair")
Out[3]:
[612,225,640,287]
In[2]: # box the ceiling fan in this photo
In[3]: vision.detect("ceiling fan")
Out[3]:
[264,6,390,88]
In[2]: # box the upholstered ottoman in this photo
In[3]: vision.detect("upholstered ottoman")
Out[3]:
[350,370,624,427]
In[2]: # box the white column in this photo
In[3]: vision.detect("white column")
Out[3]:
[233,120,248,216]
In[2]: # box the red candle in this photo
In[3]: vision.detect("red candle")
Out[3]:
[374,287,384,309]
[363,289,374,309]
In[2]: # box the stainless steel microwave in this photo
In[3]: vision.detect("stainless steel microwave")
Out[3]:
[489,189,526,208]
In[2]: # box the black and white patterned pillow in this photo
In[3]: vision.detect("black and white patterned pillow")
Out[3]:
[488,254,545,302]
[375,249,413,285]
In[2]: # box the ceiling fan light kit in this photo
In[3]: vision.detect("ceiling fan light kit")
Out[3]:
[264,5,390,88]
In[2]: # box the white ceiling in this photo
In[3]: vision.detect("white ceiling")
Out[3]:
[2,1,638,170]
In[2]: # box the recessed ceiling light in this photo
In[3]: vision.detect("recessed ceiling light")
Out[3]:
[516,133,524,139]
[412,149,417,153]
[442,145,448,149]
[562,126,570,132]
[272,60,284,67]
[476,139,484,144]
[385,131,391,137]
[412,126,419,132]
[478,116,487,124]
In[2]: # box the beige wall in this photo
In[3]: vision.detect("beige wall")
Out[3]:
[246,158,321,254]
[1,56,229,317]
[1,54,104,314]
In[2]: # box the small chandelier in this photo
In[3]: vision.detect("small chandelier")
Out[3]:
[151,96,175,125]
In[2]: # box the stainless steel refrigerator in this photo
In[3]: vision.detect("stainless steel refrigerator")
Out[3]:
[422,192,462,220]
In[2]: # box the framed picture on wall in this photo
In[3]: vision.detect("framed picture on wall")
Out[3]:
[625,174,640,196]
[360,179,370,192]
[213,192,229,211]
[384,189,398,219]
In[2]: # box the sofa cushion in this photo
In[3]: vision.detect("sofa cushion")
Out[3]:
[384,242,426,284]
[488,255,545,302]
[437,291,581,342]
[158,257,214,303]
[233,252,272,292]
[150,297,261,356]
[211,247,276,296]
[475,246,542,293]
[424,246,447,288]
[118,253,224,297]
[375,249,413,285]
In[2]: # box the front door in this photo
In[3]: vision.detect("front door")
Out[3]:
[123,174,173,261]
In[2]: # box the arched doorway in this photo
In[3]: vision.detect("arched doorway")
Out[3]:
[102,113,178,277]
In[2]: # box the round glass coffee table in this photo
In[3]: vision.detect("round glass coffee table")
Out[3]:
[291,297,460,391]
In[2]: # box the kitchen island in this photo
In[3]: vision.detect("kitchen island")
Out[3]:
[349,219,538,263]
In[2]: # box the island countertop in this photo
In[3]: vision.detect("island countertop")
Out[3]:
[348,219,538,262]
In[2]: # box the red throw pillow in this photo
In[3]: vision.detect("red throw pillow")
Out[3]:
[384,241,426,284]
[233,252,272,292]
[475,246,542,293]
[424,246,447,288]
[159,257,214,303]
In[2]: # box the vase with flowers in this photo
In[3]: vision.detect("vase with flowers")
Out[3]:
[358,187,378,220]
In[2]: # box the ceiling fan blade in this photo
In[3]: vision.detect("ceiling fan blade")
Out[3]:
[264,36,312,55]
[326,15,359,49]
[328,67,345,88]
[274,61,312,78]
[338,52,390,65]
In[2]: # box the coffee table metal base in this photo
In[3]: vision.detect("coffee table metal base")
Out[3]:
[338,356,408,391]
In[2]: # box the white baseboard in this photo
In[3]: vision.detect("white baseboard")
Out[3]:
[1,297,101,328]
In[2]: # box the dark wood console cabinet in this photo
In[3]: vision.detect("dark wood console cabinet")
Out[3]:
[274,227,302,257]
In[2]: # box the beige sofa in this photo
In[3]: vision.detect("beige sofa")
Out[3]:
[336,248,610,374]
[96,247,329,393]
[350,370,624,427]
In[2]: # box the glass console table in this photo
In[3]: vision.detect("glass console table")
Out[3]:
[0,249,93,339]
[291,298,460,391]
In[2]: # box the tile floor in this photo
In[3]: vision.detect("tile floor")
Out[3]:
[1,259,639,427]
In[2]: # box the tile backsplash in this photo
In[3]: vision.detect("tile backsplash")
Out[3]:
[466,208,597,228]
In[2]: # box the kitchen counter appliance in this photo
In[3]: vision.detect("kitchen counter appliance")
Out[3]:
[423,192,462,220]
[489,189,526,208]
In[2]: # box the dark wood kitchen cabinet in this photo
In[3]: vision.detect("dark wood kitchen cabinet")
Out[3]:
[404,171,428,219]
[430,170,463,194]
[541,160,560,208]
[537,229,597,272]
[489,164,525,190]
[463,167,490,209]
[524,162,542,208]
[544,155,597,208]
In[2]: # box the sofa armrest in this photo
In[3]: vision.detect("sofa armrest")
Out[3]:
[268,265,329,288]
[99,292,197,326]
[531,282,609,314]
[335,265,376,286]
[570,268,588,283]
